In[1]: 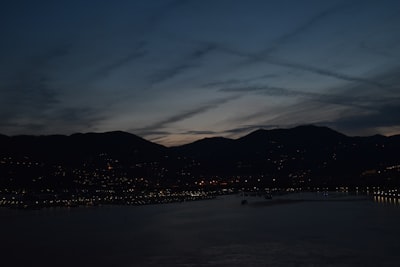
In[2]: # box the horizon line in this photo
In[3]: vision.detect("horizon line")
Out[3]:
[1,124,397,148]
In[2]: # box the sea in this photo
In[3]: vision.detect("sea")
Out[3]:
[1,192,399,267]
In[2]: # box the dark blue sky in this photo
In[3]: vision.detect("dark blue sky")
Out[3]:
[1,0,400,145]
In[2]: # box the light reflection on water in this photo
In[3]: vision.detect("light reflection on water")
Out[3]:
[374,195,400,206]
[1,193,400,267]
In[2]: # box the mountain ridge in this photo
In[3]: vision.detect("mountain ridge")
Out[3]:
[1,125,400,188]
[1,125,399,148]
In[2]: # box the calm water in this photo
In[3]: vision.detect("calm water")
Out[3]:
[1,193,399,267]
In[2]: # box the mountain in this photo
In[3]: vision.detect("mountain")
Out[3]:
[171,125,349,167]
[239,125,346,143]
[1,125,400,189]
[170,125,400,186]
[0,131,166,164]
[171,137,235,159]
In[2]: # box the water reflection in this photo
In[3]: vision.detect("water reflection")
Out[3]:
[2,194,400,266]
[373,195,400,206]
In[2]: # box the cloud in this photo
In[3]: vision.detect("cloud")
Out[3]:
[144,0,188,33]
[27,44,72,68]
[224,125,273,135]
[133,94,241,135]
[90,43,147,79]
[0,101,106,135]
[251,2,352,57]
[224,70,400,138]
[263,56,387,89]
[81,0,188,84]
[54,107,104,126]
[0,122,47,134]
[327,102,400,134]
[219,84,385,110]
[229,2,389,89]
[214,44,386,88]
[202,74,279,88]
[150,64,195,84]
[132,130,171,136]
[0,1,190,136]
[0,75,58,120]
[148,44,217,85]
[0,42,96,135]
[168,33,387,89]
[0,67,106,135]
[360,42,398,59]
[203,124,289,139]
[163,2,388,89]
[214,70,400,139]
[0,43,72,115]
[184,130,217,135]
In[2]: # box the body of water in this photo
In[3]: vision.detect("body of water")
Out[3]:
[1,193,399,266]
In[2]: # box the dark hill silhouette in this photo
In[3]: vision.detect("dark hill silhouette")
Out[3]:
[173,125,349,163]
[171,137,235,159]
[168,125,400,185]
[237,125,347,146]
[1,125,400,188]
[0,131,166,164]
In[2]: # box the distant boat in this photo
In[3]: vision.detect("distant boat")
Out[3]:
[240,191,248,205]
[264,193,272,200]
[240,191,272,204]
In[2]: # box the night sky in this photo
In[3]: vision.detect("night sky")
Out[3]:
[1,0,400,146]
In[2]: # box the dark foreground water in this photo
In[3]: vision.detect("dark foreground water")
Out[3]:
[1,193,400,267]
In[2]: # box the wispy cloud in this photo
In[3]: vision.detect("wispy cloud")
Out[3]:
[202,74,278,88]
[219,84,385,109]
[80,0,189,86]
[250,2,352,57]
[149,44,217,85]
[90,43,147,79]
[263,56,387,89]
[0,53,108,135]
[54,107,105,127]
[184,130,217,135]
[162,1,389,89]
[167,33,387,89]
[223,125,274,135]
[0,42,73,115]
[133,95,241,135]
[229,1,389,89]
[212,43,387,89]
[19,43,72,69]
[326,103,400,133]
[334,101,400,133]
[224,70,400,138]
[2,0,399,140]
[85,0,189,83]
[144,0,188,33]
[0,75,58,120]
[150,64,195,85]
